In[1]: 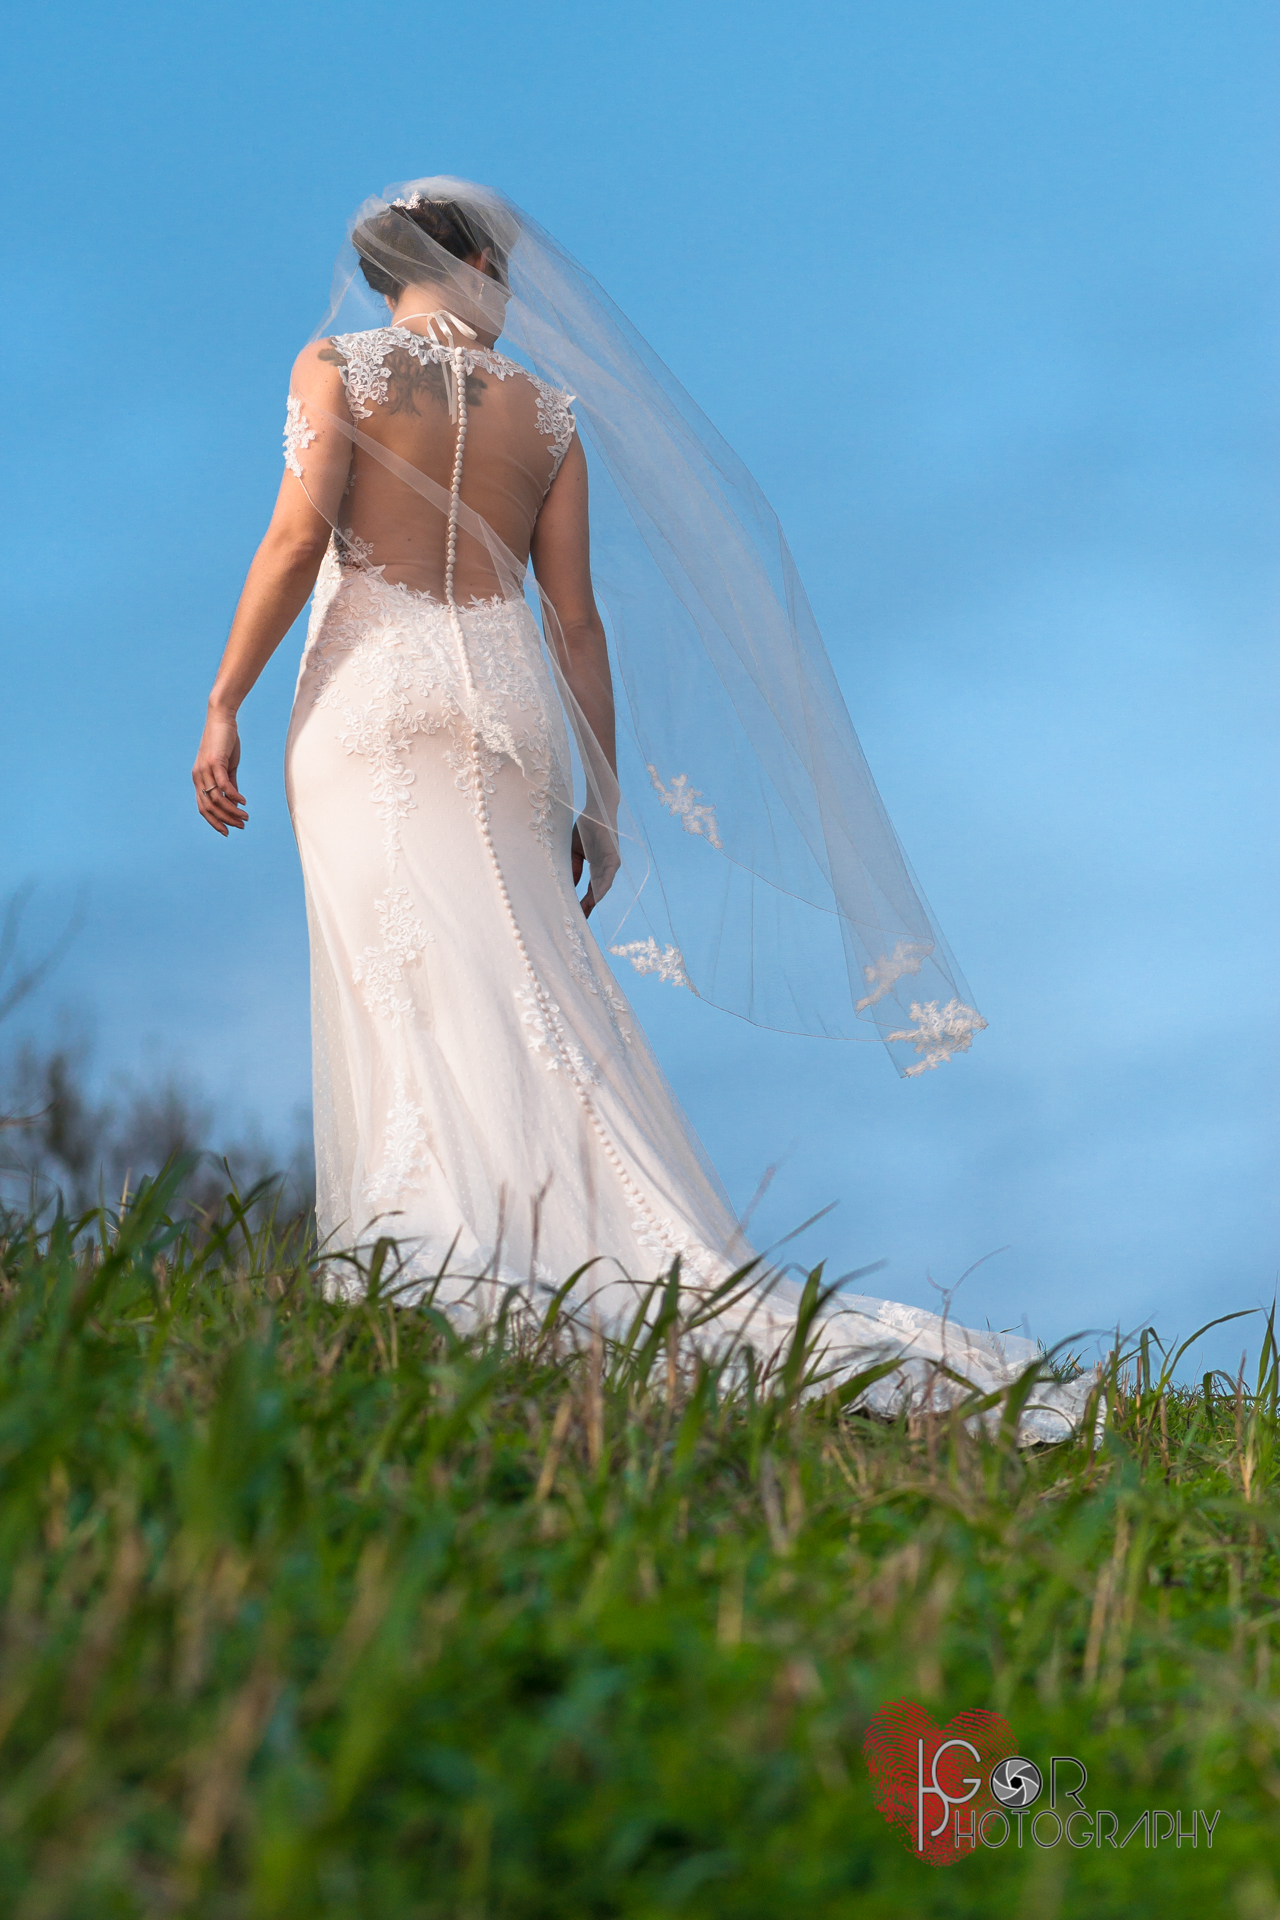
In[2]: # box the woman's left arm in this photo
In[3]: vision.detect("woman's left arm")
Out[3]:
[193,347,351,836]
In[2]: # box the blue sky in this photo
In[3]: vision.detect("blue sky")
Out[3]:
[3,0,1276,1372]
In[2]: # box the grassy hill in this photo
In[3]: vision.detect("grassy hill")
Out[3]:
[1,1167,1277,1917]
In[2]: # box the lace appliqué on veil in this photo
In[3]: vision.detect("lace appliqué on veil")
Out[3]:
[283,396,317,478]
[610,937,695,993]
[888,999,988,1075]
[647,766,723,850]
[855,937,934,1013]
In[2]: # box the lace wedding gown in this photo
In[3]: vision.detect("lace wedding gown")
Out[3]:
[286,326,747,1289]
[283,325,1092,1440]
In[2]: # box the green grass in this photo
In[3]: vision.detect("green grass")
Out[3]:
[2,1164,1279,1918]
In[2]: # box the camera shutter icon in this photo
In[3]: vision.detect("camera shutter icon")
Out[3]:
[990,1758,1043,1807]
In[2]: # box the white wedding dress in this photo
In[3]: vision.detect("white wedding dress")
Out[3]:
[286,330,746,1292]
[282,324,1094,1442]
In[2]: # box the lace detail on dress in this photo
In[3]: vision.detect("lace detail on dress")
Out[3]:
[444,732,503,819]
[327,328,509,417]
[325,330,575,477]
[887,999,988,1075]
[647,766,723,850]
[335,527,378,570]
[515,985,598,1082]
[562,912,635,1044]
[527,763,559,849]
[364,1069,430,1209]
[855,937,933,1013]
[564,914,594,987]
[301,573,569,861]
[877,1302,931,1335]
[352,886,434,1025]
[326,333,393,419]
[313,639,433,864]
[610,937,696,992]
[625,1196,726,1287]
[294,326,739,1294]
[529,373,577,478]
[284,396,317,478]
[383,328,515,383]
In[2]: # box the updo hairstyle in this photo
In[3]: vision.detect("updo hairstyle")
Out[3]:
[354,198,509,298]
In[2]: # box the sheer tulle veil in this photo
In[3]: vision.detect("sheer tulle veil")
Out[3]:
[309,175,986,1075]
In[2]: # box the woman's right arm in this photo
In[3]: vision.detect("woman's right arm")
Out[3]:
[193,346,351,836]
[529,435,621,912]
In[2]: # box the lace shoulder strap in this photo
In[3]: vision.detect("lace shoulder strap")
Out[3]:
[326,329,397,420]
[525,371,576,480]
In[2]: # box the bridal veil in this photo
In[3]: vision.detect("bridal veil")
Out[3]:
[302,174,986,1075]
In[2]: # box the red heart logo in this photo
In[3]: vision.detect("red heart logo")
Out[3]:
[863,1699,1018,1865]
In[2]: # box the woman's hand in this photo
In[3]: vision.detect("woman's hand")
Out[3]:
[193,711,248,835]
[571,816,621,917]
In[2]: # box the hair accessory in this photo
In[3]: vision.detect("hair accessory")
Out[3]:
[390,194,450,211]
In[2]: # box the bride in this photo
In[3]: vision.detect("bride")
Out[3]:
[192,178,1091,1438]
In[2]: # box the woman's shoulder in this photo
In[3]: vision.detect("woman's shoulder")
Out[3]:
[493,352,571,402]
[290,336,362,386]
[513,364,577,473]
[288,333,394,420]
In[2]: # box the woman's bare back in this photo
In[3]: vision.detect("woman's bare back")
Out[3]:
[289,330,576,601]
